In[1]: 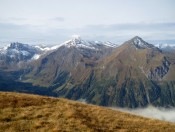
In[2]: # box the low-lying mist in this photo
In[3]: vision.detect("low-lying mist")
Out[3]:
[111,106,175,123]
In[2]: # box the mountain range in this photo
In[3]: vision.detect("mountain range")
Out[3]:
[0,36,175,108]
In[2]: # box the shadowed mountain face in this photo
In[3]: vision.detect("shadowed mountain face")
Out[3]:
[0,36,175,108]
[0,42,44,70]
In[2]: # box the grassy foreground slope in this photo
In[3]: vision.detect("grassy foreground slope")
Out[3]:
[0,92,175,132]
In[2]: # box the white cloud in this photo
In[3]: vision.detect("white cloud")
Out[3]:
[112,106,175,123]
[0,0,174,44]
[52,17,65,22]
[0,21,175,45]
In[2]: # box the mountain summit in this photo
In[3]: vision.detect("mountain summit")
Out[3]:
[129,36,157,49]
[62,36,116,49]
[63,36,89,48]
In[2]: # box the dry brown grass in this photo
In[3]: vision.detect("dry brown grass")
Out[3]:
[0,92,175,132]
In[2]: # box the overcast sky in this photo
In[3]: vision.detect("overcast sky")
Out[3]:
[0,0,175,45]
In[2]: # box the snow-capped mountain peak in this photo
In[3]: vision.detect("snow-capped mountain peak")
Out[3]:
[0,42,44,62]
[63,36,88,47]
[132,36,156,49]
[133,36,147,48]
[62,36,117,50]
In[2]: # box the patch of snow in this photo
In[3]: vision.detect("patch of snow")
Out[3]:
[21,51,30,56]
[133,36,155,49]
[11,49,20,54]
[32,54,41,60]
[3,46,8,50]
[78,44,96,50]
[35,45,51,51]
[34,46,45,51]
[104,41,117,47]
[134,38,146,48]
[35,44,64,51]
[50,44,63,50]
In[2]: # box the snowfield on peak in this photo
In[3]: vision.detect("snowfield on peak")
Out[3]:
[61,36,117,50]
[131,36,157,49]
[34,44,63,51]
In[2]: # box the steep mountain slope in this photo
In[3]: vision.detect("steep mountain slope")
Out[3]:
[87,36,175,107]
[1,92,175,132]
[98,36,169,81]
[47,36,175,108]
[24,37,115,86]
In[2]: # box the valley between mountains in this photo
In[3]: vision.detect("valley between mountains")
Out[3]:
[0,36,175,108]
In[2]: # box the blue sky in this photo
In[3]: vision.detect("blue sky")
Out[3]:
[0,0,175,45]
